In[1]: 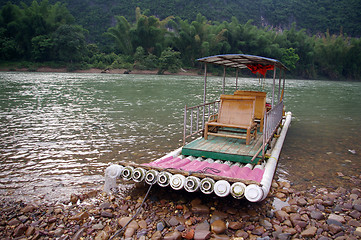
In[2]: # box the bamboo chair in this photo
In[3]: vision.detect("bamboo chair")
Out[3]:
[204,95,257,145]
[233,90,267,132]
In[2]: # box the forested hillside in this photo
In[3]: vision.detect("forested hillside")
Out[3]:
[1,0,361,80]
[2,0,361,43]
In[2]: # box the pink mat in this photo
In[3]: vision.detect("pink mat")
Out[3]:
[142,156,264,183]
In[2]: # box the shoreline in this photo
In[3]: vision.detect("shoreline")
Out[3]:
[0,66,201,76]
[1,179,360,239]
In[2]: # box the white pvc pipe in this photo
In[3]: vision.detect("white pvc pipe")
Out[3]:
[104,164,124,193]
[245,112,292,202]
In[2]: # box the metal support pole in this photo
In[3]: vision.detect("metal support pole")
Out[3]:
[272,66,276,108]
[222,66,226,94]
[202,64,207,129]
[235,69,239,90]
[282,70,286,101]
[183,105,187,145]
[278,69,282,102]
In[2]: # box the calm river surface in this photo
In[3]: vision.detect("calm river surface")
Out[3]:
[0,72,360,202]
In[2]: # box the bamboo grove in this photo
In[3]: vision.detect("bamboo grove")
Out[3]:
[1,1,360,80]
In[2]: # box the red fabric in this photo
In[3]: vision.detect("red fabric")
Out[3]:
[246,64,274,76]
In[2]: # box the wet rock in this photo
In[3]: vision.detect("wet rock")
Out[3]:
[310,210,325,220]
[14,223,27,237]
[300,226,317,238]
[355,227,361,237]
[328,213,345,224]
[275,192,287,199]
[54,227,64,237]
[95,230,109,240]
[328,224,342,234]
[228,221,243,230]
[192,205,210,214]
[195,221,210,231]
[156,221,165,231]
[251,226,265,236]
[124,227,136,238]
[72,227,85,240]
[281,205,298,213]
[176,225,185,232]
[292,220,307,228]
[25,226,35,236]
[92,223,104,230]
[347,219,360,227]
[137,229,148,238]
[168,216,179,226]
[163,230,182,240]
[194,229,211,240]
[99,202,111,209]
[276,233,291,240]
[151,231,162,240]
[211,220,226,234]
[128,220,139,230]
[297,197,307,206]
[211,234,230,240]
[118,217,132,227]
[260,219,273,230]
[182,229,194,240]
[70,194,79,204]
[283,227,297,235]
[21,205,36,213]
[349,210,360,219]
[275,210,289,222]
[8,218,21,226]
[138,219,147,229]
[100,210,113,218]
[70,211,89,221]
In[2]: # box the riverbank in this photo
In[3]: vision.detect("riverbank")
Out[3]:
[0,66,201,76]
[1,179,360,240]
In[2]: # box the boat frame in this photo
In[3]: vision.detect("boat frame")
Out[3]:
[105,54,292,202]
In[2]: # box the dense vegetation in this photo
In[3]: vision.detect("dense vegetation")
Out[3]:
[1,0,361,80]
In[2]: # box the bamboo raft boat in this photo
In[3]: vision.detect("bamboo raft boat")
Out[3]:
[104,54,292,202]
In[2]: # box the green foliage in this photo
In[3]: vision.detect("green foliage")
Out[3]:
[52,24,87,63]
[281,48,299,70]
[1,1,361,80]
[158,47,181,74]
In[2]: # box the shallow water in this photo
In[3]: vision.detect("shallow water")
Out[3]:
[0,72,360,202]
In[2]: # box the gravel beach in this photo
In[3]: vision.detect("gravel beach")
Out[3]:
[1,176,360,240]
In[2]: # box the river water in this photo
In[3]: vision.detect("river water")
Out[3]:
[0,72,360,202]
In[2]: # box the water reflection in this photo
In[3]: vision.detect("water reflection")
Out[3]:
[0,72,360,202]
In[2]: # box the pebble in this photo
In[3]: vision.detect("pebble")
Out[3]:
[211,219,227,234]
[163,230,182,240]
[156,221,165,231]
[0,180,359,240]
[194,229,211,240]
[300,226,317,237]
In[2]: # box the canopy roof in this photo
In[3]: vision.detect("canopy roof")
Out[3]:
[197,54,288,71]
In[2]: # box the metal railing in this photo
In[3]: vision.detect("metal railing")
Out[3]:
[183,100,220,144]
[249,100,284,162]
[263,100,284,144]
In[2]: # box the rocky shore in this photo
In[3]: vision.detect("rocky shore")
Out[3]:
[1,179,360,240]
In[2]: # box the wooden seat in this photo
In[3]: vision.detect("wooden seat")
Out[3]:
[204,95,257,145]
[233,90,267,132]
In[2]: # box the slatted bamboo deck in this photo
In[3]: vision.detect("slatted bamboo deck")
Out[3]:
[181,132,265,164]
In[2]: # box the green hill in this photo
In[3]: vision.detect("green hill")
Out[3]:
[2,0,360,45]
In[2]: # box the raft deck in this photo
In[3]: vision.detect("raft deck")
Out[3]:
[181,131,265,164]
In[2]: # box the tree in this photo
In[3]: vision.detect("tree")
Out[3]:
[52,24,87,63]
[158,47,181,74]
[281,48,299,70]
[106,16,133,55]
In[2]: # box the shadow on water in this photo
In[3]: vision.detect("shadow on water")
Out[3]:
[0,72,360,202]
